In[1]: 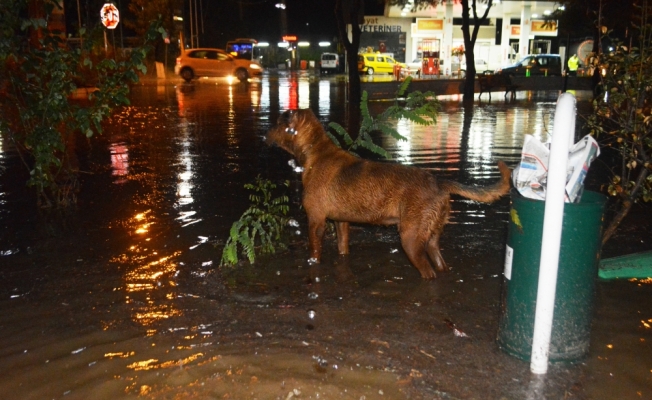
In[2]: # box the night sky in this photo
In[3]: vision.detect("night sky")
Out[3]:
[203,0,386,48]
[65,0,386,48]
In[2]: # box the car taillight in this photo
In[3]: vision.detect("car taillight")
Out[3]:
[176,58,181,65]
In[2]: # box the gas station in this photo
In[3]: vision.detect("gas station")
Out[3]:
[354,1,562,75]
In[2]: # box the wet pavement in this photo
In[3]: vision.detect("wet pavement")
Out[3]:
[0,71,650,399]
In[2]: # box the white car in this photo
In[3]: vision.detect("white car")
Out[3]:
[405,58,445,76]
[320,53,341,74]
[451,59,494,77]
[406,58,423,72]
[175,48,263,82]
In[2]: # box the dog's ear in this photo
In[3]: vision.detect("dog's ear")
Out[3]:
[279,109,297,126]
[279,109,300,135]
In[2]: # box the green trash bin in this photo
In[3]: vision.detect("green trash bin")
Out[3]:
[497,189,606,362]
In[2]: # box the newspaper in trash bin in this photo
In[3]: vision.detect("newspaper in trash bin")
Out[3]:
[513,134,600,203]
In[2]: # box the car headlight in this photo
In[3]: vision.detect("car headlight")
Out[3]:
[250,63,262,70]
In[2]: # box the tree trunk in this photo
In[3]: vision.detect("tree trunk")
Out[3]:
[602,199,631,245]
[460,0,493,104]
[602,167,650,244]
[335,0,364,130]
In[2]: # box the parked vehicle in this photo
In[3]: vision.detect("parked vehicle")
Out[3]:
[358,53,406,75]
[225,38,263,64]
[175,48,263,82]
[406,58,423,73]
[463,59,493,74]
[495,54,562,76]
[320,53,340,74]
[450,58,493,77]
[406,58,444,76]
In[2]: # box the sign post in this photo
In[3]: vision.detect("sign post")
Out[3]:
[282,35,298,69]
[100,3,119,55]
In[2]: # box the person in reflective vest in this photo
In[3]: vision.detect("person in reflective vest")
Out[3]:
[567,54,580,76]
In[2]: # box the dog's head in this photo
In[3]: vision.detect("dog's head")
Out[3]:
[265,109,326,159]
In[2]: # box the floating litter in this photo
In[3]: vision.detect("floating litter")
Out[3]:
[453,329,469,338]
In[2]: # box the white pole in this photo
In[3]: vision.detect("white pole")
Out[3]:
[530,93,576,374]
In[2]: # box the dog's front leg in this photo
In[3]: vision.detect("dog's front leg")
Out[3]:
[335,221,350,255]
[307,217,327,263]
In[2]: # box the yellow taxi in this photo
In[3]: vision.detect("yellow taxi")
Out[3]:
[358,53,406,75]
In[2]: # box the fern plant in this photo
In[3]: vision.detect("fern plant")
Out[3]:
[327,76,440,159]
[220,176,291,266]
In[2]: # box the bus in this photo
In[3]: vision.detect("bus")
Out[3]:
[226,38,264,64]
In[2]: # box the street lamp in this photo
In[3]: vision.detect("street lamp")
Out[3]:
[277,0,288,35]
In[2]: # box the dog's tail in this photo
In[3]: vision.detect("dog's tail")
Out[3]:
[440,161,512,203]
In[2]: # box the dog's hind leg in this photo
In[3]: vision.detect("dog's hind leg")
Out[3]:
[426,234,448,272]
[399,228,437,279]
[424,200,450,273]
[335,221,350,255]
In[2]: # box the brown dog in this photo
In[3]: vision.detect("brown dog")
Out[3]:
[266,109,511,279]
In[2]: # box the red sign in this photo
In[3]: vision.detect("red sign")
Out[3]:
[101,3,119,29]
[282,35,298,42]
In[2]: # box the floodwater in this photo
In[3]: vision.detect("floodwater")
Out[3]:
[0,71,650,399]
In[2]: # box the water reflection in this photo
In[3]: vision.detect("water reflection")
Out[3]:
[109,142,129,184]
[105,105,187,328]
[280,72,299,110]
[127,352,211,372]
[174,99,200,232]
[393,112,462,167]
[111,207,183,326]
[318,79,331,115]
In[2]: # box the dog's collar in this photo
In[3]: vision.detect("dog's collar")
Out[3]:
[285,127,297,135]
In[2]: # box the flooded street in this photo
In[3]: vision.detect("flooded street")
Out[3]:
[0,71,650,399]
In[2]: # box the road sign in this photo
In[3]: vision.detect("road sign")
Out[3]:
[101,3,119,29]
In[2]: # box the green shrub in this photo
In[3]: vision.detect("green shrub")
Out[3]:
[220,176,291,266]
[0,0,164,207]
[327,76,440,159]
[586,1,652,243]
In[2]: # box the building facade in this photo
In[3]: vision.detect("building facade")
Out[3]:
[355,0,561,72]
